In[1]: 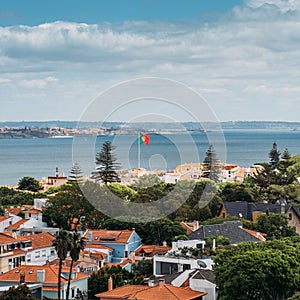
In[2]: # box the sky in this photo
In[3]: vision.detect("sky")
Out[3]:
[0,0,300,122]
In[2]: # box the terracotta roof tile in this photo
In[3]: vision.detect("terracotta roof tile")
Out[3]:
[6,219,29,230]
[135,244,171,256]
[0,265,88,284]
[0,216,11,222]
[84,229,135,244]
[96,283,206,299]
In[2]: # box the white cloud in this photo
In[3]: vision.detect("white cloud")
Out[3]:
[19,76,58,89]
[0,1,300,121]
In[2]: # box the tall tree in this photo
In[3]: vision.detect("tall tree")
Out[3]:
[18,176,40,192]
[66,232,86,300]
[91,141,120,184]
[52,230,71,300]
[214,238,300,300]
[269,142,281,169]
[0,284,34,300]
[68,162,83,184]
[203,144,221,182]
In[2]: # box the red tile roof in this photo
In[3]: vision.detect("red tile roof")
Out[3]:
[96,283,207,299]
[0,265,88,284]
[84,229,135,244]
[6,219,29,230]
[24,232,55,249]
[135,244,171,256]
[0,216,11,223]
[242,228,266,242]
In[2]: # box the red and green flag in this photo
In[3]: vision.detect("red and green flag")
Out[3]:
[140,133,150,145]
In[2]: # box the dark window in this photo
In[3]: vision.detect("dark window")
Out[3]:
[289,213,292,220]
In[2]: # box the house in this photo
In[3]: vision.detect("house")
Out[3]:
[96,278,207,300]
[5,218,50,236]
[134,243,171,260]
[83,229,142,262]
[0,215,22,233]
[153,269,216,300]
[0,233,32,273]
[0,265,88,299]
[20,232,57,265]
[153,240,212,277]
[219,201,300,234]
[188,221,265,245]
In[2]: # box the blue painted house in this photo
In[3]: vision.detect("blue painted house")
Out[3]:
[84,229,142,262]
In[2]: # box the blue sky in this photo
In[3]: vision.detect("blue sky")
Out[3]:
[0,0,243,25]
[1,0,300,122]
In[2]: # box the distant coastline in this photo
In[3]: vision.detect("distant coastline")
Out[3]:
[0,121,299,139]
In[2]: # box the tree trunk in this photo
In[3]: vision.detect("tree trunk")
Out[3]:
[66,259,74,300]
[58,258,62,300]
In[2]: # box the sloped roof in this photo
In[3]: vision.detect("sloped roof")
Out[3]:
[84,229,136,244]
[188,221,262,244]
[0,216,11,223]
[0,265,88,284]
[96,283,206,299]
[0,232,18,244]
[222,201,291,220]
[135,244,171,256]
[25,232,55,249]
[191,270,215,284]
[242,228,266,242]
[6,219,29,230]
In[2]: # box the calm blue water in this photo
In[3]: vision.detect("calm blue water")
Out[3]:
[0,130,300,186]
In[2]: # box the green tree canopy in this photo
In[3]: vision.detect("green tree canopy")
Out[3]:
[18,176,41,192]
[131,174,162,190]
[0,284,34,299]
[91,141,120,184]
[214,237,300,300]
[256,213,297,240]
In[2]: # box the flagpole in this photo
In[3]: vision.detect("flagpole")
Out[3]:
[138,132,141,169]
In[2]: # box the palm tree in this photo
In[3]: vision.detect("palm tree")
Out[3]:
[52,230,71,300]
[66,231,86,300]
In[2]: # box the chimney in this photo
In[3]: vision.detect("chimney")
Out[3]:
[281,203,285,214]
[158,279,165,288]
[108,277,113,291]
[162,241,167,247]
[193,221,199,231]
[37,269,45,282]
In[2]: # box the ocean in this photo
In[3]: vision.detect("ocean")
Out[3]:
[0,130,300,186]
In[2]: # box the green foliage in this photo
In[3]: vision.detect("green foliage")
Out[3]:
[67,162,84,184]
[256,213,297,240]
[269,142,281,169]
[132,258,153,277]
[214,238,300,300]
[204,236,230,248]
[203,144,221,182]
[288,293,300,300]
[102,217,186,245]
[219,182,256,202]
[91,141,120,184]
[88,266,144,300]
[108,183,136,200]
[201,215,239,225]
[18,176,41,192]
[42,183,105,230]
[0,187,34,206]
[0,284,34,299]
[131,174,162,190]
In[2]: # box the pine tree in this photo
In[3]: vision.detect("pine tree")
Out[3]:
[269,142,281,169]
[68,162,83,184]
[91,141,120,184]
[203,144,221,182]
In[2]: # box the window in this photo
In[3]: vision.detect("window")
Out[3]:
[289,213,292,220]
[42,250,46,257]
[35,251,40,258]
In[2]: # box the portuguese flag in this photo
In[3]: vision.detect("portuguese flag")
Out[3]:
[140,133,150,145]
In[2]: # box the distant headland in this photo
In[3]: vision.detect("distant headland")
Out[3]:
[0,121,299,139]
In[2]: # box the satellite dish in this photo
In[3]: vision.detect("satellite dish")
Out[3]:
[197,260,207,269]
